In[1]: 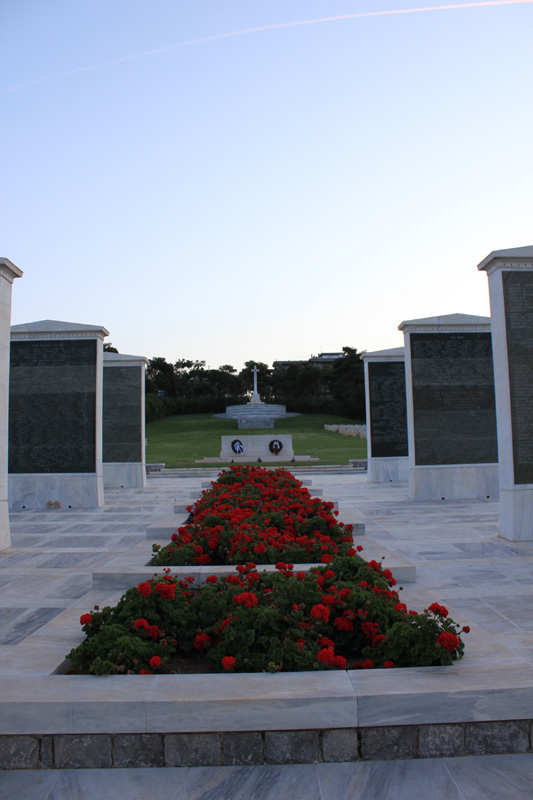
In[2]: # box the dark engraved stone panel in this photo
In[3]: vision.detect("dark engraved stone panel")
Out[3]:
[103,366,142,463]
[503,271,533,485]
[9,340,97,474]
[410,332,498,466]
[368,362,408,458]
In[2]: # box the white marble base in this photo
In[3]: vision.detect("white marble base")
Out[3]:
[103,462,146,489]
[368,457,409,484]
[0,499,9,550]
[409,464,499,501]
[499,487,533,541]
[8,473,104,510]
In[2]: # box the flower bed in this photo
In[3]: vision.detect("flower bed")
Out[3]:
[69,558,466,675]
[149,465,356,567]
[68,468,467,675]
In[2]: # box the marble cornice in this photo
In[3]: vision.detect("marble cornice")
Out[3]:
[479,260,533,277]
[11,331,107,341]
[0,258,23,284]
[362,355,405,363]
[401,324,491,333]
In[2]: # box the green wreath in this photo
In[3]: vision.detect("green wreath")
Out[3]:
[231,439,244,454]
[269,439,283,454]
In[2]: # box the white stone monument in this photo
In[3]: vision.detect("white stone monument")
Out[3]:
[478,246,533,540]
[362,347,409,483]
[214,363,299,429]
[0,259,23,550]
[399,313,499,501]
[103,352,148,489]
[9,320,108,509]
[249,364,263,405]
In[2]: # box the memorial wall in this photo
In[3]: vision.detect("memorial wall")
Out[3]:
[9,339,97,474]
[368,361,408,459]
[410,332,498,466]
[103,365,143,464]
[502,271,533,485]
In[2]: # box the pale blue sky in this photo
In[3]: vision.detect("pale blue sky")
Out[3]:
[2,1,532,369]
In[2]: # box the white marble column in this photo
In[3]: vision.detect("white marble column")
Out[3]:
[362,347,409,483]
[0,259,23,550]
[478,246,533,540]
[399,313,499,501]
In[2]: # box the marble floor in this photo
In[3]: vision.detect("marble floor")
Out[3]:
[2,754,533,799]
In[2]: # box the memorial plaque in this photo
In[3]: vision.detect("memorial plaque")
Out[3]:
[410,332,498,466]
[103,366,143,463]
[503,271,533,485]
[9,340,97,473]
[368,362,408,458]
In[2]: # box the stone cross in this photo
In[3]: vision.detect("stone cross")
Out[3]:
[250,364,263,405]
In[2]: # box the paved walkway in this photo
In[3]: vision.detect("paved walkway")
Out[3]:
[2,754,533,799]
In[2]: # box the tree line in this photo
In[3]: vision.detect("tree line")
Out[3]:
[143,348,365,423]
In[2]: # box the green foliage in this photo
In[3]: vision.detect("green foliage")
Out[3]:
[144,349,366,422]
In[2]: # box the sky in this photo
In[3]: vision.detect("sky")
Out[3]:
[2,0,533,370]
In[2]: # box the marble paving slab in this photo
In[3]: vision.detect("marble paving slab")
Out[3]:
[2,755,533,800]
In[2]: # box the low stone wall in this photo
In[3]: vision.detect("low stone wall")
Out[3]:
[324,424,367,439]
[1,720,530,769]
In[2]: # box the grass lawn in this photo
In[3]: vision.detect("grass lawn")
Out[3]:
[145,413,367,468]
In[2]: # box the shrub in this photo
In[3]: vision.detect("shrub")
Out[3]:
[67,559,466,675]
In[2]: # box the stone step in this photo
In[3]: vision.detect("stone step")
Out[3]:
[2,665,531,768]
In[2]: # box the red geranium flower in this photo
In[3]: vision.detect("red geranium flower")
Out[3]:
[79,614,92,626]
[310,604,330,622]
[194,633,212,650]
[428,603,449,618]
[154,582,176,600]
[138,582,152,597]
[222,656,236,670]
[437,632,460,652]
[149,656,161,668]
[317,647,335,665]
[233,592,259,608]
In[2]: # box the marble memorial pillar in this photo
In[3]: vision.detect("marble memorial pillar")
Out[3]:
[103,352,148,488]
[0,259,23,549]
[8,320,108,509]
[399,313,499,501]
[478,246,533,540]
[362,347,409,483]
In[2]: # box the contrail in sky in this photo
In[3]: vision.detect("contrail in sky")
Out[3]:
[4,0,533,93]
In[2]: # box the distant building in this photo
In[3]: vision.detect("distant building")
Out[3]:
[273,352,344,370]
